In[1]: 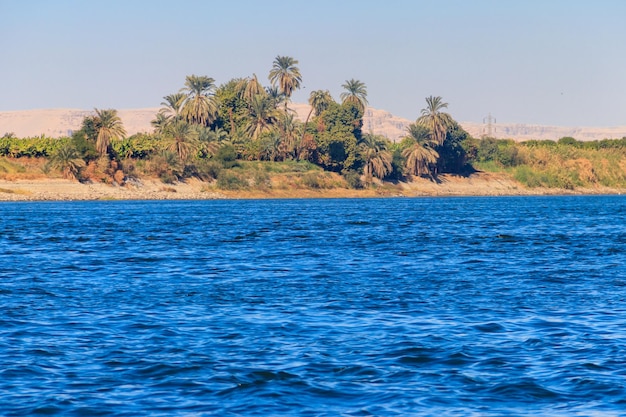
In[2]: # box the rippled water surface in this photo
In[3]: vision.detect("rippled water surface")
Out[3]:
[1,196,626,416]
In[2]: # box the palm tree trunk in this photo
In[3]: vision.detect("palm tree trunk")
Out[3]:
[229,108,235,136]
[298,107,314,160]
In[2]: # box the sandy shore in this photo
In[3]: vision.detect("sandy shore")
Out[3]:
[0,173,623,202]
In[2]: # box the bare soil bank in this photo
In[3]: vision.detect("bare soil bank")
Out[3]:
[0,172,623,202]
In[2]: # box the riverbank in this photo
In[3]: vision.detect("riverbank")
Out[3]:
[0,172,623,201]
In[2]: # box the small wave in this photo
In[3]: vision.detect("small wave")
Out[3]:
[487,378,562,400]
[347,221,371,226]
[472,322,506,333]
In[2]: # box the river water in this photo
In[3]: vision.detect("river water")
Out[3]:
[1,196,625,416]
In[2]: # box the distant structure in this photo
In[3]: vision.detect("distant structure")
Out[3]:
[482,113,496,138]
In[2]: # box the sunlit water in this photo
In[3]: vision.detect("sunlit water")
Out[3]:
[1,196,626,416]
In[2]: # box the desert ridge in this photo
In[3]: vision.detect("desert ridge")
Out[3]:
[1,106,626,142]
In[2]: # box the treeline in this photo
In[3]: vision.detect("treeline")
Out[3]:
[0,55,475,187]
[2,54,625,190]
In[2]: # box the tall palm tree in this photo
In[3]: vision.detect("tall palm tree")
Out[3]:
[311,90,334,117]
[359,134,392,180]
[245,94,280,141]
[416,95,454,146]
[268,55,302,109]
[402,123,439,177]
[340,79,368,112]
[300,90,334,149]
[278,112,301,160]
[49,143,85,180]
[163,119,199,161]
[94,108,126,156]
[303,90,333,127]
[180,75,217,126]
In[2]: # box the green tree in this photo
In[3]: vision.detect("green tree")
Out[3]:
[302,90,333,129]
[160,92,186,120]
[299,90,334,154]
[163,120,199,162]
[268,55,302,109]
[416,96,454,146]
[78,114,99,142]
[359,133,393,180]
[151,112,170,135]
[277,112,301,160]
[265,85,286,109]
[94,108,126,156]
[314,102,362,171]
[245,94,280,141]
[49,142,86,180]
[402,123,439,177]
[340,79,368,113]
[214,79,249,137]
[196,126,228,158]
[237,74,266,105]
[436,121,471,173]
[70,130,98,161]
[181,75,217,126]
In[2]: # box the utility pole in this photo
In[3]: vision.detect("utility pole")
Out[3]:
[482,113,496,138]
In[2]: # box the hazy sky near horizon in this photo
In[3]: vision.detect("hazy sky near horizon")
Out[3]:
[1,0,624,126]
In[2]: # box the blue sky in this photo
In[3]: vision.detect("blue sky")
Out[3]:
[1,0,624,126]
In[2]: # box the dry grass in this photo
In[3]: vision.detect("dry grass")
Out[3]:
[0,187,32,195]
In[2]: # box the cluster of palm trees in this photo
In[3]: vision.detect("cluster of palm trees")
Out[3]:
[54,54,464,182]
[148,56,373,167]
[402,96,456,177]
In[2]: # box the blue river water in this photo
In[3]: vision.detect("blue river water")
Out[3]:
[1,196,626,416]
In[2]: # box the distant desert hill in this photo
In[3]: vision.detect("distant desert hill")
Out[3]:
[1,106,625,142]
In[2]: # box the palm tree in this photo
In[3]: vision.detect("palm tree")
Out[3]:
[340,79,368,112]
[196,126,228,158]
[300,90,334,152]
[237,74,266,105]
[416,95,454,146]
[244,94,280,141]
[268,55,302,108]
[259,131,282,162]
[160,92,186,120]
[303,90,333,127]
[163,120,199,161]
[151,112,171,135]
[359,134,392,180]
[180,75,217,126]
[402,123,439,177]
[94,108,126,156]
[49,143,85,180]
[311,90,334,117]
[278,112,301,160]
[265,85,286,109]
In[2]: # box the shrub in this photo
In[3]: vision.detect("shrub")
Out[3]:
[253,170,271,189]
[343,170,363,189]
[197,160,223,180]
[216,144,238,168]
[300,172,323,189]
[557,136,579,147]
[216,170,248,190]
